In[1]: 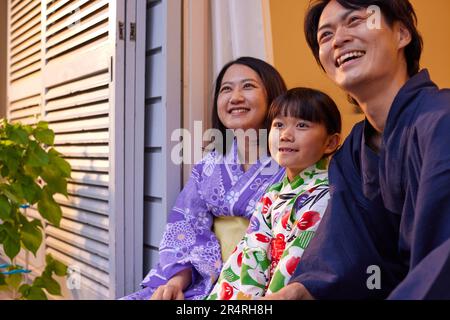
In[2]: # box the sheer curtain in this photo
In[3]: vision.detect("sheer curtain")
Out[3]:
[210,0,273,76]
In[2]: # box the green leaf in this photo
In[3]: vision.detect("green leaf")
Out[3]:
[25,286,47,300]
[37,189,62,226]
[26,142,49,167]
[49,149,71,178]
[0,195,12,220]
[2,186,22,205]
[21,178,42,204]
[45,253,55,265]
[11,182,25,202]
[4,148,20,176]
[0,229,6,243]
[5,272,22,290]
[33,128,54,146]
[4,235,21,260]
[19,283,31,297]
[24,164,42,179]
[52,259,67,277]
[21,219,43,256]
[36,121,49,130]
[1,165,9,177]
[3,222,21,260]
[34,275,61,295]
[41,165,68,197]
[9,126,29,145]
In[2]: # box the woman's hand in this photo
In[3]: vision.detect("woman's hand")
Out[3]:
[260,282,315,300]
[150,268,192,300]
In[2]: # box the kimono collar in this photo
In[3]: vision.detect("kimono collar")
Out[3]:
[384,69,437,138]
[281,160,328,190]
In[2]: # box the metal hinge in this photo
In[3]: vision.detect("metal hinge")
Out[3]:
[130,22,136,41]
[118,21,125,40]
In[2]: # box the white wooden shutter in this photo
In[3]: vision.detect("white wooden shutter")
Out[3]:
[5,0,126,299]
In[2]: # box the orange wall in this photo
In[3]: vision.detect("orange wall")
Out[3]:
[270,0,450,138]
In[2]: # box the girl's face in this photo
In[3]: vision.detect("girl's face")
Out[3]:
[217,64,268,131]
[269,115,339,181]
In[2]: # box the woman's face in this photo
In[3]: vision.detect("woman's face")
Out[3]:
[217,64,268,131]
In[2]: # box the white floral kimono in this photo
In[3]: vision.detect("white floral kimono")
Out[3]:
[208,161,330,300]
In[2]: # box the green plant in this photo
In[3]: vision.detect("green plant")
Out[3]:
[0,119,71,299]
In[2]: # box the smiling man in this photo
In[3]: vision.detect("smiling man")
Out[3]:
[263,0,450,300]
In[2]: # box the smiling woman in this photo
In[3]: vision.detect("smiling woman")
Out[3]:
[217,64,268,132]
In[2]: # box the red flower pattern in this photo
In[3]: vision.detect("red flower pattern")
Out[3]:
[297,211,321,230]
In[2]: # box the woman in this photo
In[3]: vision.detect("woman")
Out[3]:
[123,57,287,300]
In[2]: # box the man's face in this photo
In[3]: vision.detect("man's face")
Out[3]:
[317,0,406,93]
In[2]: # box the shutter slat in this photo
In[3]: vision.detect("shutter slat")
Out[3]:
[64,158,109,172]
[54,131,109,145]
[46,25,108,60]
[67,183,109,201]
[46,237,109,272]
[9,105,40,120]
[11,41,40,66]
[50,116,109,133]
[9,94,40,111]
[46,88,109,111]
[53,145,110,158]
[46,248,110,287]
[46,225,109,258]
[10,15,40,47]
[58,218,109,244]
[11,2,41,34]
[46,0,91,26]
[59,205,109,229]
[10,32,40,57]
[11,0,34,18]
[10,61,41,82]
[46,0,72,16]
[10,50,40,74]
[47,2,108,41]
[46,72,109,100]
[47,103,109,122]
[55,193,109,216]
[69,171,109,187]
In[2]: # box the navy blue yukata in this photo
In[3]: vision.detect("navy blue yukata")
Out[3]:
[290,70,450,299]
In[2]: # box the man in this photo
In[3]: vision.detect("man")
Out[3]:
[265,0,450,299]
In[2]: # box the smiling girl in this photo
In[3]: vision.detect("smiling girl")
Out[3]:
[207,87,341,300]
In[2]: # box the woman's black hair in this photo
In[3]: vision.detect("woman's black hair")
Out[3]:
[267,87,342,156]
[304,0,423,77]
[211,57,287,154]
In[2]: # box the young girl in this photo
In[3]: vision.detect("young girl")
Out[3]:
[207,87,341,300]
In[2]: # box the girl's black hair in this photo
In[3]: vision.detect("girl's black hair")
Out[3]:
[268,87,342,136]
[211,57,287,154]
